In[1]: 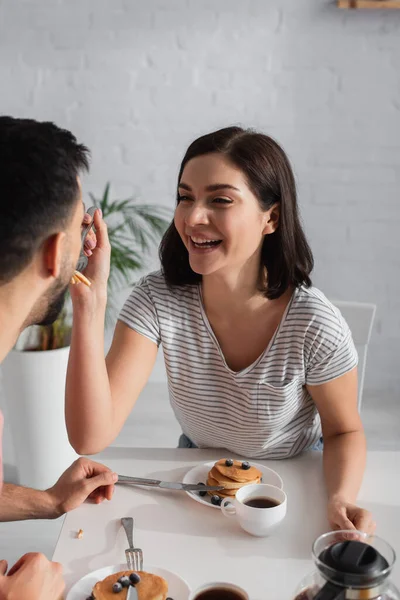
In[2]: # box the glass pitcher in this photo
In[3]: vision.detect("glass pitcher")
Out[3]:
[294,531,399,600]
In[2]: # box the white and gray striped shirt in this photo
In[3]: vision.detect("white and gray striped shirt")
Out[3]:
[119,270,358,459]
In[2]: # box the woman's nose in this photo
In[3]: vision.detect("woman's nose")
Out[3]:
[184,203,210,227]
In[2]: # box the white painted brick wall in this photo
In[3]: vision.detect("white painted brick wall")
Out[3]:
[0,0,399,398]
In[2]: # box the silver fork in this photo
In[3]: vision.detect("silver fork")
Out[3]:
[121,517,143,571]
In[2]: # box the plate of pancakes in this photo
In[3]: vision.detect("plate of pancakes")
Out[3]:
[66,563,191,600]
[182,458,284,509]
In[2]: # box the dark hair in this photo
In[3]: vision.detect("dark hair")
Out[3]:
[159,126,313,299]
[0,116,90,283]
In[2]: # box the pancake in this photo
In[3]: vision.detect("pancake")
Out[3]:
[214,459,262,482]
[207,476,237,495]
[207,476,261,497]
[206,458,263,499]
[209,467,260,489]
[92,570,168,600]
[207,486,239,498]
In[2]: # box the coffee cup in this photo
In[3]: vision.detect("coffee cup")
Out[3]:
[189,581,249,600]
[220,483,287,536]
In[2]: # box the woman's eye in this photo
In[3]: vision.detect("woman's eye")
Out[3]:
[213,197,232,204]
[178,195,193,203]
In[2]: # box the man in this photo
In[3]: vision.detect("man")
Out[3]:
[0,116,117,600]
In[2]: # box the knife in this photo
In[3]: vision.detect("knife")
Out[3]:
[127,585,138,600]
[117,475,224,492]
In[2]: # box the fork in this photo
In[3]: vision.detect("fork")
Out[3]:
[121,517,143,571]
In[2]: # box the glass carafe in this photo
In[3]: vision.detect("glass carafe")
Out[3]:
[294,531,399,600]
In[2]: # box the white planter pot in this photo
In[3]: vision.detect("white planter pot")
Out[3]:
[1,346,78,490]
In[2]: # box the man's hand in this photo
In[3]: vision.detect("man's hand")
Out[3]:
[0,553,64,600]
[46,457,118,517]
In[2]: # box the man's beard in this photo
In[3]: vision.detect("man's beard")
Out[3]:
[26,256,72,328]
[37,284,69,326]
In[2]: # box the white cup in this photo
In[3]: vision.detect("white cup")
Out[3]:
[220,483,287,537]
[189,581,249,600]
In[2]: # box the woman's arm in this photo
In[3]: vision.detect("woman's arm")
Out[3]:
[65,210,158,454]
[307,367,375,534]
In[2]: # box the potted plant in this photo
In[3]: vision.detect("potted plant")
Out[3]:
[1,184,170,488]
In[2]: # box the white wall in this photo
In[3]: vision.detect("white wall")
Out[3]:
[0,0,399,398]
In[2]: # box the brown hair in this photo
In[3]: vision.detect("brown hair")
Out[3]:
[159,126,313,299]
[0,116,89,284]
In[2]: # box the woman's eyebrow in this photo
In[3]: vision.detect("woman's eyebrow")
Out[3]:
[178,182,240,192]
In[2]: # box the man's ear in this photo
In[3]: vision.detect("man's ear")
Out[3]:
[41,232,66,279]
[262,203,280,235]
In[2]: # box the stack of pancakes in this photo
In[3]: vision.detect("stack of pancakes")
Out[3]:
[207,459,262,499]
[92,570,168,600]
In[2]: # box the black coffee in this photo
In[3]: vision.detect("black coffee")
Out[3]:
[243,496,280,508]
[194,589,246,600]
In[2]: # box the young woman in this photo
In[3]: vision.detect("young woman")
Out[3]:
[67,126,374,534]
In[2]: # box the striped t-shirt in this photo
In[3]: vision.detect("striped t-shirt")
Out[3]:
[119,270,358,459]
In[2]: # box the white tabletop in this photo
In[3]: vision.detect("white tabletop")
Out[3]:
[53,448,400,600]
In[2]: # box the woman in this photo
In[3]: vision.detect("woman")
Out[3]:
[67,126,374,534]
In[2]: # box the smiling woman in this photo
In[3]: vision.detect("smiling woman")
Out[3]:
[174,158,275,277]
[66,126,375,536]
[160,127,313,299]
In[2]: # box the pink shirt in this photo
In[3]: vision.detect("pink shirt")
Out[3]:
[0,410,3,491]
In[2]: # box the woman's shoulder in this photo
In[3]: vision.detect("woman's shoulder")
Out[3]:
[294,285,340,316]
[132,270,198,302]
[134,269,167,289]
[290,285,349,340]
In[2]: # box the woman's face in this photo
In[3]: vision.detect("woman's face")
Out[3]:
[174,153,279,278]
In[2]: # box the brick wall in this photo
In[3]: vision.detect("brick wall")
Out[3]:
[0,0,399,398]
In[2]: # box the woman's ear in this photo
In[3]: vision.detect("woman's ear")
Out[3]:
[262,203,280,235]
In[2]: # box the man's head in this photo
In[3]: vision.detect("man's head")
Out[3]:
[0,117,90,326]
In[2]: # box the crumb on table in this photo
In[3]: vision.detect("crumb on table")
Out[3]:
[77,529,84,539]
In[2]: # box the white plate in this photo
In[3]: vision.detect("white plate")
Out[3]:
[183,460,284,509]
[66,563,191,600]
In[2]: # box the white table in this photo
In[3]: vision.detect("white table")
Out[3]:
[53,448,400,600]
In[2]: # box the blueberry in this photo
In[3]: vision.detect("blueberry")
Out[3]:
[197,482,207,497]
[112,582,123,593]
[225,459,234,467]
[241,461,250,470]
[211,494,222,506]
[129,573,141,585]
[119,576,130,588]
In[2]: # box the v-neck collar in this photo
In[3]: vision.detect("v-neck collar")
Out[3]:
[196,284,297,378]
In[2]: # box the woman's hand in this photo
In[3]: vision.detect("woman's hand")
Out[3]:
[70,208,111,311]
[82,211,97,257]
[327,495,376,535]
[307,372,374,536]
